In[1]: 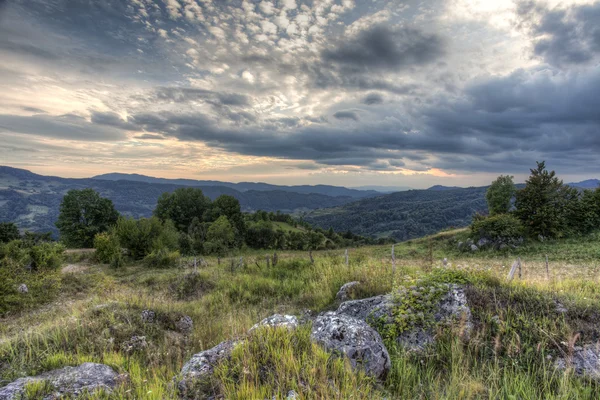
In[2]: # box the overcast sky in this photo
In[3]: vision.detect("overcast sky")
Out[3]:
[0,0,599,188]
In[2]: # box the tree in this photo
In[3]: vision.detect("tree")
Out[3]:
[56,189,119,248]
[0,222,20,243]
[204,215,235,256]
[154,188,211,232]
[211,195,246,245]
[486,175,516,215]
[514,162,573,238]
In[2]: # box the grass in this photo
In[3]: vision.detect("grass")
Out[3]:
[1,231,600,398]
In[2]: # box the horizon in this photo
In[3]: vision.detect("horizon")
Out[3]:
[1,0,599,188]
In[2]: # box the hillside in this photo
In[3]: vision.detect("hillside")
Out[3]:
[93,172,380,198]
[305,187,489,240]
[2,231,600,398]
[0,167,360,235]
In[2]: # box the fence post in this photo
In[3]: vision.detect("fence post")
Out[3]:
[309,251,314,264]
[266,255,271,268]
[518,257,522,280]
[273,252,278,266]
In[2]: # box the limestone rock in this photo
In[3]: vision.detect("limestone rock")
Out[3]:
[176,315,193,335]
[17,284,28,294]
[0,363,118,400]
[555,344,600,381]
[120,336,148,353]
[249,314,299,333]
[177,340,239,396]
[141,309,155,324]
[310,312,390,379]
[336,281,361,301]
[470,244,479,252]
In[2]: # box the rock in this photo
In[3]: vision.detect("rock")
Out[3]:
[249,314,299,333]
[176,316,193,335]
[336,284,472,351]
[470,244,479,252]
[442,258,448,267]
[141,309,155,324]
[310,312,390,379]
[554,300,568,314]
[555,344,600,381]
[0,363,119,400]
[336,281,361,301]
[457,241,464,250]
[121,336,148,353]
[177,340,239,395]
[286,390,299,399]
[17,284,28,294]
[466,238,474,246]
[476,238,490,248]
[538,234,545,242]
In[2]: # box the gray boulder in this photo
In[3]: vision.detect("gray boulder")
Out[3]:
[476,238,490,248]
[141,309,155,324]
[17,284,28,294]
[336,284,472,351]
[470,244,479,252]
[175,316,193,335]
[177,340,239,395]
[0,363,118,400]
[336,281,361,301]
[249,314,299,333]
[121,336,148,353]
[555,344,600,381]
[310,312,390,379]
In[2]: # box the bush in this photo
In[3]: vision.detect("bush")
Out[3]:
[29,242,65,271]
[115,217,179,260]
[169,270,215,300]
[94,231,121,264]
[471,214,524,246]
[143,248,180,269]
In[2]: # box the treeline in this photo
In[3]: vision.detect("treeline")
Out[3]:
[470,162,600,249]
[1,187,388,268]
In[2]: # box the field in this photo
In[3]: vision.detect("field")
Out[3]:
[1,231,600,399]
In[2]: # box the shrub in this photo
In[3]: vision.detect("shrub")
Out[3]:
[115,217,179,260]
[471,214,524,245]
[28,242,65,271]
[94,231,121,264]
[169,270,215,300]
[143,248,180,269]
[0,222,20,243]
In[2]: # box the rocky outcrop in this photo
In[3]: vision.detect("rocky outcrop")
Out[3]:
[141,309,155,324]
[555,344,600,381]
[335,284,472,351]
[336,281,360,301]
[249,314,299,332]
[310,312,391,379]
[0,363,119,400]
[177,340,239,396]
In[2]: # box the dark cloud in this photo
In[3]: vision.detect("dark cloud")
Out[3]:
[0,113,126,141]
[363,93,384,105]
[322,25,445,72]
[21,106,47,114]
[519,1,600,66]
[333,110,360,121]
[0,40,59,60]
[154,87,251,107]
[91,111,137,130]
[135,133,165,140]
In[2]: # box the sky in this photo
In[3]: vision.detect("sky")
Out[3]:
[0,0,599,189]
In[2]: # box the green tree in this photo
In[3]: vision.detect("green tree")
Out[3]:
[211,195,246,245]
[514,161,573,238]
[486,175,516,215]
[204,215,235,256]
[55,189,119,248]
[115,216,178,260]
[154,188,212,231]
[0,222,20,243]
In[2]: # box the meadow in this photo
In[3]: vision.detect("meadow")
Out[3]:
[1,230,600,399]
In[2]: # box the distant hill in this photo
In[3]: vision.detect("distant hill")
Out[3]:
[569,179,600,189]
[350,185,412,193]
[93,172,380,199]
[427,185,463,191]
[0,166,364,236]
[305,187,489,241]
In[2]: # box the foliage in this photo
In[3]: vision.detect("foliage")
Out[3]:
[55,188,119,248]
[514,162,577,238]
[204,216,235,256]
[169,270,215,300]
[154,188,212,231]
[115,217,179,260]
[143,248,180,269]
[93,231,122,265]
[471,213,524,243]
[486,175,516,215]
[0,222,20,243]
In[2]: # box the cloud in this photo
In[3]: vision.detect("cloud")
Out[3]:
[518,1,600,67]
[321,25,445,72]
[333,110,360,121]
[363,93,384,105]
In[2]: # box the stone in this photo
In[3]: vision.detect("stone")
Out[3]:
[310,312,391,379]
[336,281,361,301]
[555,344,600,381]
[176,315,193,335]
[249,314,299,333]
[286,389,299,399]
[457,241,464,250]
[0,363,118,400]
[336,284,472,351]
[476,238,490,248]
[141,309,155,324]
[555,300,568,314]
[442,258,448,267]
[470,244,479,252]
[177,340,239,395]
[120,336,148,353]
[17,284,28,294]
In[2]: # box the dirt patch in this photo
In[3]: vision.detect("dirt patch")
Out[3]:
[62,264,89,274]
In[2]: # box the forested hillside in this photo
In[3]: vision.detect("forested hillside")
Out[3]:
[305,187,489,240]
[0,167,360,236]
